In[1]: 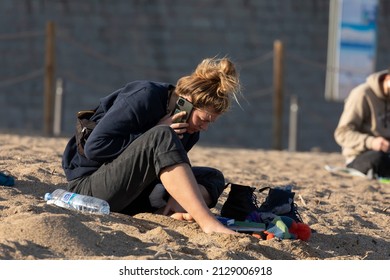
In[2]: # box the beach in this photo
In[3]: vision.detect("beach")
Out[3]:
[0,133,389,260]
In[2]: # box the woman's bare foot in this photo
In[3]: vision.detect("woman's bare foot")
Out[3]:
[170,212,195,221]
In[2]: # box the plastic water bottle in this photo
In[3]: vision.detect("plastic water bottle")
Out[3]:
[44,189,110,215]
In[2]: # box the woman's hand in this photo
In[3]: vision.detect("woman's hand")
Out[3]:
[158,112,189,139]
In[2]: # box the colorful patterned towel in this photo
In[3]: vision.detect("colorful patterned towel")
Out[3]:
[247,213,312,241]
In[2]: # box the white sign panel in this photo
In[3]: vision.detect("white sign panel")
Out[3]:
[325,0,378,101]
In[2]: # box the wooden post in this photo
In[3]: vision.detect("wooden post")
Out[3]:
[272,40,283,150]
[43,21,56,136]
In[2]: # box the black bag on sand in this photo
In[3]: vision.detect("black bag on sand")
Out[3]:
[220,183,259,221]
[220,183,303,223]
[257,185,303,223]
[75,110,97,157]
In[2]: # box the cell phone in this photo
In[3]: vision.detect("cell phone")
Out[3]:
[171,97,193,123]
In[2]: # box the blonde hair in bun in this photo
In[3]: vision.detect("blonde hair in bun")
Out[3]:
[175,57,241,114]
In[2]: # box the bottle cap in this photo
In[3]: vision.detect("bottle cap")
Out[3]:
[44,193,51,201]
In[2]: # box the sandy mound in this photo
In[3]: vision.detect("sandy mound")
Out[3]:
[0,133,389,260]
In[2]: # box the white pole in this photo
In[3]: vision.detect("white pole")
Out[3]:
[288,95,298,152]
[53,78,63,136]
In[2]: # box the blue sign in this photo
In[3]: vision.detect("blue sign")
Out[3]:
[325,0,378,101]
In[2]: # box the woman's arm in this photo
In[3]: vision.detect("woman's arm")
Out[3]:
[159,163,236,234]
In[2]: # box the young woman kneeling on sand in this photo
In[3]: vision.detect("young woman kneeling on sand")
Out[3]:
[62,57,241,234]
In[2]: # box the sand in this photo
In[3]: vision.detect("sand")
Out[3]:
[0,133,389,260]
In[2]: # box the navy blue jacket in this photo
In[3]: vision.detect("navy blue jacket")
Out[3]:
[62,80,199,181]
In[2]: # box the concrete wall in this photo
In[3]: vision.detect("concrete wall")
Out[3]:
[1,0,390,152]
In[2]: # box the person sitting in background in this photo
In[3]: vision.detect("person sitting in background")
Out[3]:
[334,68,390,178]
[62,57,241,234]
